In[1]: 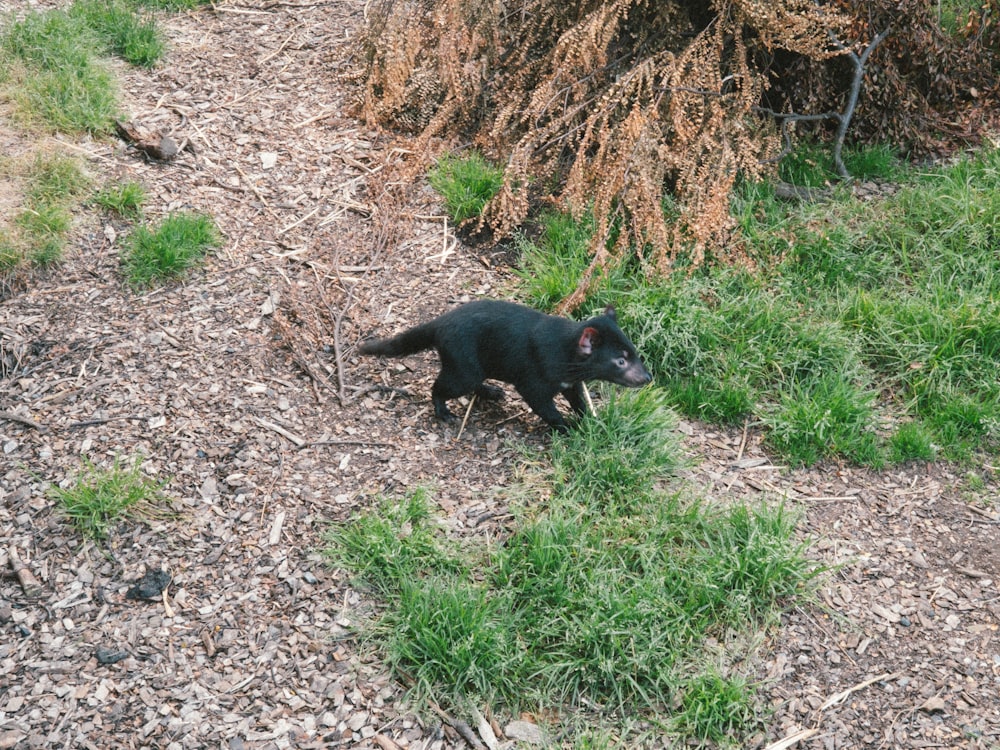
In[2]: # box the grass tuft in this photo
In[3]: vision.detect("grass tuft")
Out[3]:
[48,455,167,541]
[70,0,165,68]
[324,488,467,596]
[888,421,937,463]
[548,386,679,511]
[428,151,504,223]
[674,671,759,744]
[93,180,146,218]
[763,375,882,468]
[121,211,221,287]
[2,152,89,272]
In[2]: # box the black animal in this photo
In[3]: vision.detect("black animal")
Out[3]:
[357,300,652,432]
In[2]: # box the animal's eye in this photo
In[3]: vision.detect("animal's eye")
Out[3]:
[615,356,627,367]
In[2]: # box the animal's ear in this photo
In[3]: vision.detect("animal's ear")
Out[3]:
[578,326,600,355]
[604,304,617,320]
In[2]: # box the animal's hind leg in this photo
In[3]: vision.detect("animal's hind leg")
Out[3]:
[431,358,483,423]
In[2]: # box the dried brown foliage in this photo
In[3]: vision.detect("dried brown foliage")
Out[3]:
[768,0,1000,154]
[358,0,995,305]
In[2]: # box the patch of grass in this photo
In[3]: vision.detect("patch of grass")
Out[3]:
[2,152,89,272]
[778,140,834,188]
[888,421,937,463]
[673,671,759,744]
[121,211,221,287]
[518,147,1000,465]
[843,144,903,181]
[15,202,73,239]
[326,397,817,742]
[324,488,467,595]
[0,231,20,271]
[25,152,90,204]
[1,10,121,134]
[136,0,213,8]
[93,180,146,218]
[1,0,193,133]
[779,140,904,185]
[515,210,595,308]
[70,0,165,68]
[48,455,167,541]
[764,375,882,468]
[547,386,680,511]
[428,151,504,223]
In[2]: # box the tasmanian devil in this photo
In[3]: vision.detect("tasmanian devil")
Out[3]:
[357,299,652,432]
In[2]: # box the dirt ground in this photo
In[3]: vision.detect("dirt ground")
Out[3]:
[1,2,999,749]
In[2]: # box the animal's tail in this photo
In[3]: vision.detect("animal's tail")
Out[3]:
[357,322,436,357]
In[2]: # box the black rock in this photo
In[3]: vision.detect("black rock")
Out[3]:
[96,646,128,665]
[125,568,171,600]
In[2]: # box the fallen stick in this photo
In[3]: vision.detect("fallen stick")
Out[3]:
[254,416,306,447]
[0,410,48,433]
[456,394,476,440]
[8,545,43,597]
[820,671,902,709]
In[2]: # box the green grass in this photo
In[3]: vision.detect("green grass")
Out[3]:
[0,0,189,134]
[49,455,167,541]
[518,146,1000,466]
[70,0,164,68]
[93,180,146,218]
[326,392,817,745]
[1,152,89,271]
[1,10,121,133]
[135,0,213,8]
[428,150,504,223]
[778,140,904,186]
[121,211,221,287]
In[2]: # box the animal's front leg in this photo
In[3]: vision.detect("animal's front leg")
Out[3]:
[517,385,570,433]
[562,382,588,416]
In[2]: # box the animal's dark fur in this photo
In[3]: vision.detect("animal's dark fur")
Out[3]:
[358,300,652,432]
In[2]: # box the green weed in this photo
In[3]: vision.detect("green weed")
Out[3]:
[49,455,167,541]
[94,180,146,218]
[428,151,504,223]
[121,211,221,287]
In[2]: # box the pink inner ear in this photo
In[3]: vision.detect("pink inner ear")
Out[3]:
[578,326,598,355]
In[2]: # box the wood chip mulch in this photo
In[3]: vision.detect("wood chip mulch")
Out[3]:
[1,2,999,749]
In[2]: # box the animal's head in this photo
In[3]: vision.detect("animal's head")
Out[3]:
[577,307,652,387]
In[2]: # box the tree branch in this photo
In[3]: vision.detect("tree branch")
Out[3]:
[755,27,891,178]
